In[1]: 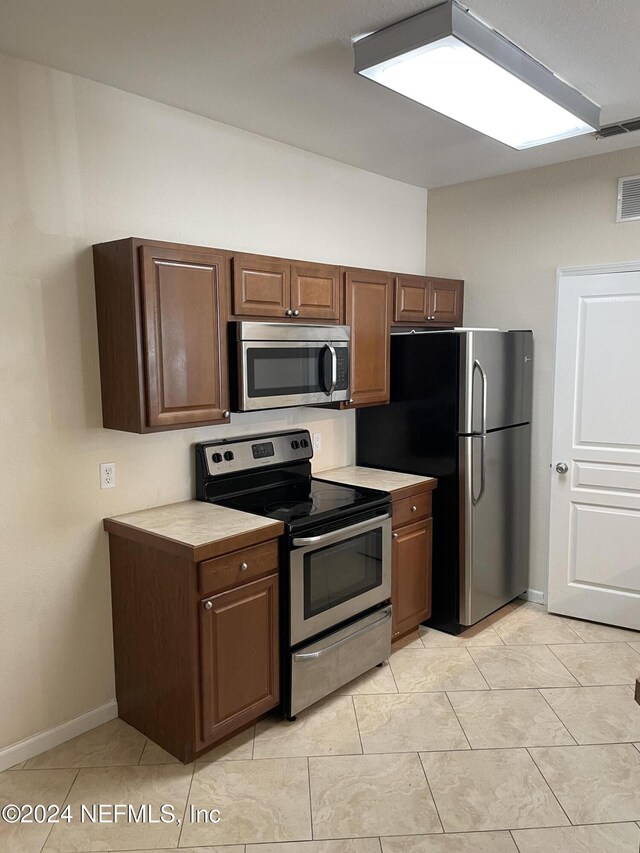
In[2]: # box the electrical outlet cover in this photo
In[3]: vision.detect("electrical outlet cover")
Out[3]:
[100,462,116,489]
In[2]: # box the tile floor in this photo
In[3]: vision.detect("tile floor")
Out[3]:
[2,601,640,852]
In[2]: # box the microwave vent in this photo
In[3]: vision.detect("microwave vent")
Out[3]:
[617,175,640,222]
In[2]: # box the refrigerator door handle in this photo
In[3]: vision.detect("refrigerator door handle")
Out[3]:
[473,358,488,435]
[472,434,486,505]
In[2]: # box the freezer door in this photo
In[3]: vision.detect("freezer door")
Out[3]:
[459,424,530,625]
[459,331,533,433]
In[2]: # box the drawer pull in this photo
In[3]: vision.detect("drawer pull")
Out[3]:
[411,505,417,512]
[240,562,249,571]
[293,607,392,661]
[393,532,398,539]
[204,600,213,610]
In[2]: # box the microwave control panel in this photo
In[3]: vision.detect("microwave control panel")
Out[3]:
[335,350,349,390]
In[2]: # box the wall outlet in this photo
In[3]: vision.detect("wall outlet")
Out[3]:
[312,432,322,453]
[100,462,116,489]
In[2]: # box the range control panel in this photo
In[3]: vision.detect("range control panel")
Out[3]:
[198,430,312,477]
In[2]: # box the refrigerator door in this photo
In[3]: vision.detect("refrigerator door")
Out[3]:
[459,424,530,625]
[459,331,533,434]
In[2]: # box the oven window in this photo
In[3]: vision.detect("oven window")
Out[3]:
[247,347,323,398]
[304,529,383,619]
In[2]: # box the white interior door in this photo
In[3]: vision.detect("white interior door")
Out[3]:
[548,268,640,628]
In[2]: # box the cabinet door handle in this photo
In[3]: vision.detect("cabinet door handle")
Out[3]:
[293,309,300,316]
[204,600,213,610]
[411,505,417,512]
[286,309,293,316]
[392,532,398,539]
[240,562,249,571]
[222,410,230,419]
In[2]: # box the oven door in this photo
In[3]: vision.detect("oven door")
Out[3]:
[238,340,349,411]
[289,511,392,646]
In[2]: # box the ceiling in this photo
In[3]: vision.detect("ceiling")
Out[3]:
[1,0,640,188]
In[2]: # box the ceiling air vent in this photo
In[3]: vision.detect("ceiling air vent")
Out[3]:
[617,175,640,222]
[597,117,640,138]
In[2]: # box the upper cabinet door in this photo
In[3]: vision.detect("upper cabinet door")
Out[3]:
[394,275,429,323]
[140,246,230,428]
[429,277,464,326]
[344,268,392,406]
[231,255,290,318]
[291,262,341,320]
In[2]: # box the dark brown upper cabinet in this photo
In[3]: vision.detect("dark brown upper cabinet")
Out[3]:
[343,267,393,407]
[93,238,230,433]
[231,253,341,321]
[291,263,341,320]
[430,277,464,325]
[394,274,464,326]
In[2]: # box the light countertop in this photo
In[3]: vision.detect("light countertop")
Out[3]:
[104,467,435,561]
[104,500,284,562]
[315,465,436,495]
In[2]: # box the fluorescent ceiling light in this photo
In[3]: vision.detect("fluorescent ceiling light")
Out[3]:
[353,1,600,149]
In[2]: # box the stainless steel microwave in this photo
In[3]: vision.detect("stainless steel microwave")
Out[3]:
[232,322,350,411]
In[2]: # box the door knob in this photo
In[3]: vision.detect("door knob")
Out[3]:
[555,462,569,474]
[285,309,293,316]
[204,601,213,610]
[293,309,300,316]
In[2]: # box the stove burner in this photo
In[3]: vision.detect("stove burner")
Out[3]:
[312,489,355,505]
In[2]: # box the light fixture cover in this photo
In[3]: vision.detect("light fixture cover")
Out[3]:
[354,1,600,149]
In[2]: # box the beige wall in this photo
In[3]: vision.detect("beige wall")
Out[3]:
[427,147,640,595]
[0,52,428,750]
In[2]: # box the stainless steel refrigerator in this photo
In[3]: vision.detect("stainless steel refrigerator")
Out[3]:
[356,329,533,633]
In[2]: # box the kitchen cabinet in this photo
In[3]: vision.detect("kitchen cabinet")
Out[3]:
[231,253,341,321]
[394,274,464,326]
[343,267,393,407]
[93,238,230,432]
[105,519,282,763]
[391,486,433,639]
[200,573,279,744]
[93,235,465,432]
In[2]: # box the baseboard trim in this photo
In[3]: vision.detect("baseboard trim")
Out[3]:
[519,589,546,605]
[0,700,118,772]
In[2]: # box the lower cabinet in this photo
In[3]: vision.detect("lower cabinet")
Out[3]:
[107,531,281,763]
[390,487,434,640]
[199,574,279,744]
[392,519,432,638]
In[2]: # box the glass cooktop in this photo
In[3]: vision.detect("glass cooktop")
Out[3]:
[213,477,389,529]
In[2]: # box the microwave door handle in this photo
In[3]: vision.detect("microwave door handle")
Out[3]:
[321,343,337,394]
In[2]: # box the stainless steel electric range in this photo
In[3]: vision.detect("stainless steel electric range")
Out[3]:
[195,430,392,719]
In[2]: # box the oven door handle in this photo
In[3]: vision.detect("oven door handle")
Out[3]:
[291,512,391,547]
[321,343,338,394]
[292,606,392,661]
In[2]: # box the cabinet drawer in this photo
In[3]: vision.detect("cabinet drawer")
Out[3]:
[392,491,432,528]
[199,539,279,596]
